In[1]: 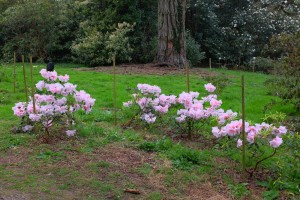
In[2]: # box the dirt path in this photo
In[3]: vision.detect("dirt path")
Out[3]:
[77,63,216,77]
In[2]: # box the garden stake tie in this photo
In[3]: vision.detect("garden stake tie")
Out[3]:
[22,55,29,103]
[13,51,16,93]
[30,55,36,114]
[113,55,117,126]
[186,63,190,93]
[241,75,246,180]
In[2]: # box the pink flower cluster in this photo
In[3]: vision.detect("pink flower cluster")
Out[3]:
[204,83,216,93]
[40,69,58,81]
[124,84,176,124]
[74,90,96,113]
[124,83,232,125]
[212,120,287,148]
[137,84,161,96]
[175,84,228,123]
[12,69,95,136]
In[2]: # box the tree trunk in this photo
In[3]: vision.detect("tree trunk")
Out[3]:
[156,0,187,67]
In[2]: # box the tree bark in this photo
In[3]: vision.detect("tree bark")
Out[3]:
[156,0,187,67]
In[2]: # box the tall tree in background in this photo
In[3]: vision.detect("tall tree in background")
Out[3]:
[156,0,187,67]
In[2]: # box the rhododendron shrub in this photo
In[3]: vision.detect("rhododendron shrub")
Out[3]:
[175,84,237,139]
[123,84,176,125]
[12,69,95,142]
[123,83,236,139]
[212,117,288,177]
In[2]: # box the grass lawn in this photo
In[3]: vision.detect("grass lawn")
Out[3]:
[0,63,298,199]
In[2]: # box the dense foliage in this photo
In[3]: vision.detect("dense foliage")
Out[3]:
[0,0,299,66]
[265,32,300,111]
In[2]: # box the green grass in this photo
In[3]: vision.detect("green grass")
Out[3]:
[0,63,298,199]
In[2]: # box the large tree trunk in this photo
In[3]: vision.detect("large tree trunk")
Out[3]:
[156,0,187,67]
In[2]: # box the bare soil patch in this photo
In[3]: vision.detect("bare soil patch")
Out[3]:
[77,63,216,77]
[185,183,230,200]
[0,142,231,200]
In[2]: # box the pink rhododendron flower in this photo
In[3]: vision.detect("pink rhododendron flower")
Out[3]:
[212,127,221,138]
[237,139,243,148]
[140,113,156,124]
[123,101,133,107]
[12,102,27,117]
[66,130,76,137]
[210,98,222,108]
[246,125,260,135]
[256,122,271,130]
[204,83,216,93]
[190,92,199,99]
[176,115,186,123]
[40,69,57,81]
[153,105,169,114]
[201,94,218,103]
[247,132,256,143]
[61,83,77,96]
[36,80,45,91]
[26,102,40,114]
[58,74,70,82]
[269,136,283,148]
[29,114,42,122]
[137,97,151,110]
[272,126,287,136]
[22,125,34,132]
[46,83,63,94]
[137,84,161,96]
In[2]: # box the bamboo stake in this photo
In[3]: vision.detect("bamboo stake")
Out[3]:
[209,58,212,69]
[241,75,246,179]
[13,51,16,93]
[30,55,36,114]
[22,55,29,103]
[186,63,190,93]
[113,55,117,126]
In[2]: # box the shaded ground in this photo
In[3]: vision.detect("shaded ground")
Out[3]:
[0,141,230,200]
[77,63,217,77]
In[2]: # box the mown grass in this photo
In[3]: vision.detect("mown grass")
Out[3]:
[0,63,298,199]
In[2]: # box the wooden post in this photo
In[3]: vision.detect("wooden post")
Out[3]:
[241,76,246,178]
[113,55,117,126]
[209,58,212,69]
[186,63,190,93]
[13,51,16,93]
[22,55,29,103]
[30,55,36,113]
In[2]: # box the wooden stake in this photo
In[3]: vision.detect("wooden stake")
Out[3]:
[13,51,16,93]
[209,58,212,69]
[241,76,246,178]
[22,55,29,103]
[30,55,36,114]
[186,63,190,93]
[113,55,117,126]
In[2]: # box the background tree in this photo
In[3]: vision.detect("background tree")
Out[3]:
[156,0,187,67]
[265,32,300,111]
[0,0,77,62]
[0,0,299,67]
[186,0,300,67]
